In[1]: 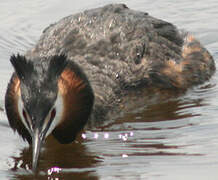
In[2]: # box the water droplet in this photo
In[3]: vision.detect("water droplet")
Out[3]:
[81,133,86,139]
[94,133,99,139]
[136,52,140,57]
[17,160,23,168]
[25,164,30,170]
[78,16,81,22]
[104,133,109,139]
[122,154,128,158]
[48,166,62,175]
[122,135,128,141]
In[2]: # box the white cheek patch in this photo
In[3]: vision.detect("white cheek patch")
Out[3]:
[45,93,63,137]
[17,96,32,135]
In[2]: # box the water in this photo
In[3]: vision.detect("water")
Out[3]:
[1,0,218,179]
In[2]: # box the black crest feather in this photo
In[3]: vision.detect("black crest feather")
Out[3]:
[10,54,34,81]
[48,54,68,80]
[10,54,68,83]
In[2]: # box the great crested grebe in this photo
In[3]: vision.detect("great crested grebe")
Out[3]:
[5,4,215,171]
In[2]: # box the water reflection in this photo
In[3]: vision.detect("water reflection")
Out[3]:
[9,137,101,179]
[96,88,206,131]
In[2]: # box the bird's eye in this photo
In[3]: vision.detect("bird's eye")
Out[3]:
[22,109,31,129]
[50,108,56,121]
[23,109,27,120]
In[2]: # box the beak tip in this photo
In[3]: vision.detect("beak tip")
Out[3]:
[32,159,38,173]
[31,129,44,172]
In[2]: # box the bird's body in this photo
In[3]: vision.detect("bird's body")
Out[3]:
[5,4,215,171]
[25,4,215,125]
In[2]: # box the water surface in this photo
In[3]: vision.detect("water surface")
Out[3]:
[0,0,218,179]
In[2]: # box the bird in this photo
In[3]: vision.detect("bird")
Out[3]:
[4,4,215,172]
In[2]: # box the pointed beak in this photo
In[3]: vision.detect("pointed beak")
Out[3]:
[27,107,55,172]
[32,128,44,172]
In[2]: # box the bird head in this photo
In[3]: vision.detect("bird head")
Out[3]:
[7,54,94,171]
